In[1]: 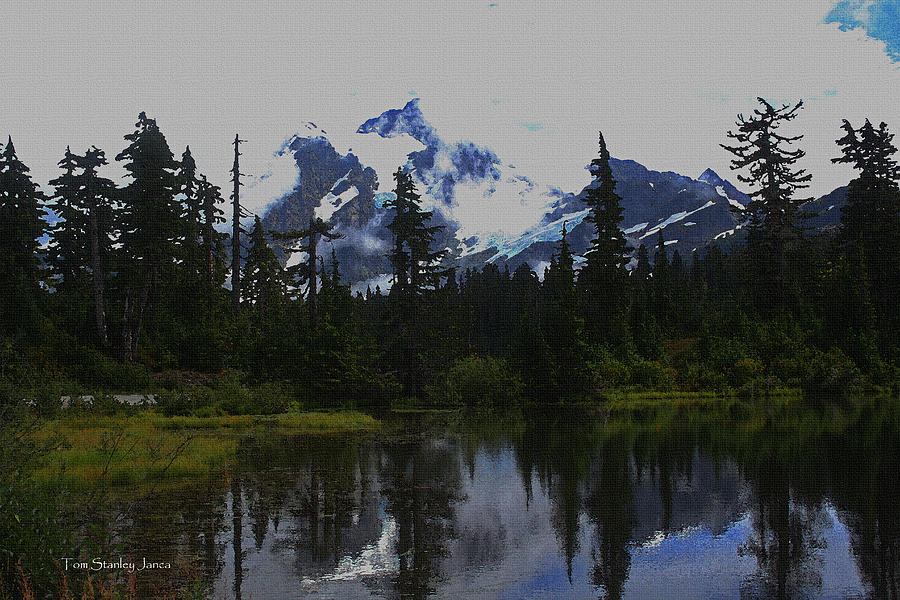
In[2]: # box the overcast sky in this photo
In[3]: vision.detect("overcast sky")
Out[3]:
[1,0,898,209]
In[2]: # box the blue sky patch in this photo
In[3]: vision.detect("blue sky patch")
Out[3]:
[825,0,900,61]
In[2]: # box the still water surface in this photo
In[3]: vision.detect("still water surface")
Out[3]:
[120,403,899,599]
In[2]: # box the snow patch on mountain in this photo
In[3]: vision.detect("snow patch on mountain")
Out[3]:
[534,260,551,280]
[713,224,744,240]
[715,185,746,211]
[624,222,649,234]
[315,168,359,221]
[641,201,716,239]
[285,250,308,269]
[486,208,591,263]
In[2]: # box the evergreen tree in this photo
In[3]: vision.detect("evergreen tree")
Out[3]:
[176,146,204,296]
[48,145,116,344]
[275,216,341,329]
[542,223,591,397]
[382,167,448,395]
[326,247,341,291]
[652,231,673,332]
[0,137,46,336]
[544,222,576,295]
[230,134,246,315]
[653,231,669,283]
[579,131,630,346]
[47,147,86,292]
[115,112,180,359]
[632,244,651,283]
[197,174,227,304]
[77,147,117,346]
[832,118,900,344]
[723,99,811,238]
[668,249,690,335]
[721,98,811,312]
[384,168,447,296]
[629,242,661,358]
[242,215,285,318]
[582,132,629,277]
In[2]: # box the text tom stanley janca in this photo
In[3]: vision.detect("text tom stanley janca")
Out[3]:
[61,557,171,573]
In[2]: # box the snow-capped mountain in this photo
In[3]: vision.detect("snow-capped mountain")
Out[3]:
[258,99,809,290]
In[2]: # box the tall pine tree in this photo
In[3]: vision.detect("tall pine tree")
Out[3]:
[48,147,87,293]
[832,118,900,346]
[79,147,117,346]
[542,223,591,397]
[243,215,285,319]
[579,131,630,346]
[385,168,447,296]
[176,146,203,295]
[197,174,227,307]
[383,167,448,395]
[115,112,180,359]
[48,146,116,344]
[722,98,811,313]
[275,216,341,329]
[0,137,46,336]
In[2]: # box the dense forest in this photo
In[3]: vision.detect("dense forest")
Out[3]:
[0,98,898,411]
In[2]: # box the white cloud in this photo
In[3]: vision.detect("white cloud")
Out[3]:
[0,0,898,206]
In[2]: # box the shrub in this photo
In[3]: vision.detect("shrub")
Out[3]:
[590,348,630,389]
[61,347,152,390]
[427,356,524,406]
[731,357,764,387]
[159,378,292,416]
[628,359,674,391]
[800,346,862,401]
[678,363,731,393]
[247,381,292,414]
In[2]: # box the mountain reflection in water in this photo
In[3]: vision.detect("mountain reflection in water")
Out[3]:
[118,401,900,599]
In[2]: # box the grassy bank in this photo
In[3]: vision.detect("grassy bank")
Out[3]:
[598,388,803,411]
[26,411,381,490]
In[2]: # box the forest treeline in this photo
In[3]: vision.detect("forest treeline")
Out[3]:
[0,98,898,408]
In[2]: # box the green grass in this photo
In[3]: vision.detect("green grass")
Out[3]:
[26,411,380,489]
[599,388,803,411]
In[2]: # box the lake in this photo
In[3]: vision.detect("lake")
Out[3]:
[116,400,899,599]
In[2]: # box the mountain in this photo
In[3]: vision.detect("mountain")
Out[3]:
[260,99,839,291]
[800,186,848,234]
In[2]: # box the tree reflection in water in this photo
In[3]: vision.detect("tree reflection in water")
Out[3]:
[107,399,900,599]
[380,436,464,600]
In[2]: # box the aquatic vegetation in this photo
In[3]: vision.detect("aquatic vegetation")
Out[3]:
[25,411,380,489]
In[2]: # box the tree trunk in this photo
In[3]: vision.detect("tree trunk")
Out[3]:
[122,267,153,361]
[88,205,107,346]
[231,134,242,314]
[120,294,133,361]
[206,222,215,314]
[308,217,318,329]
